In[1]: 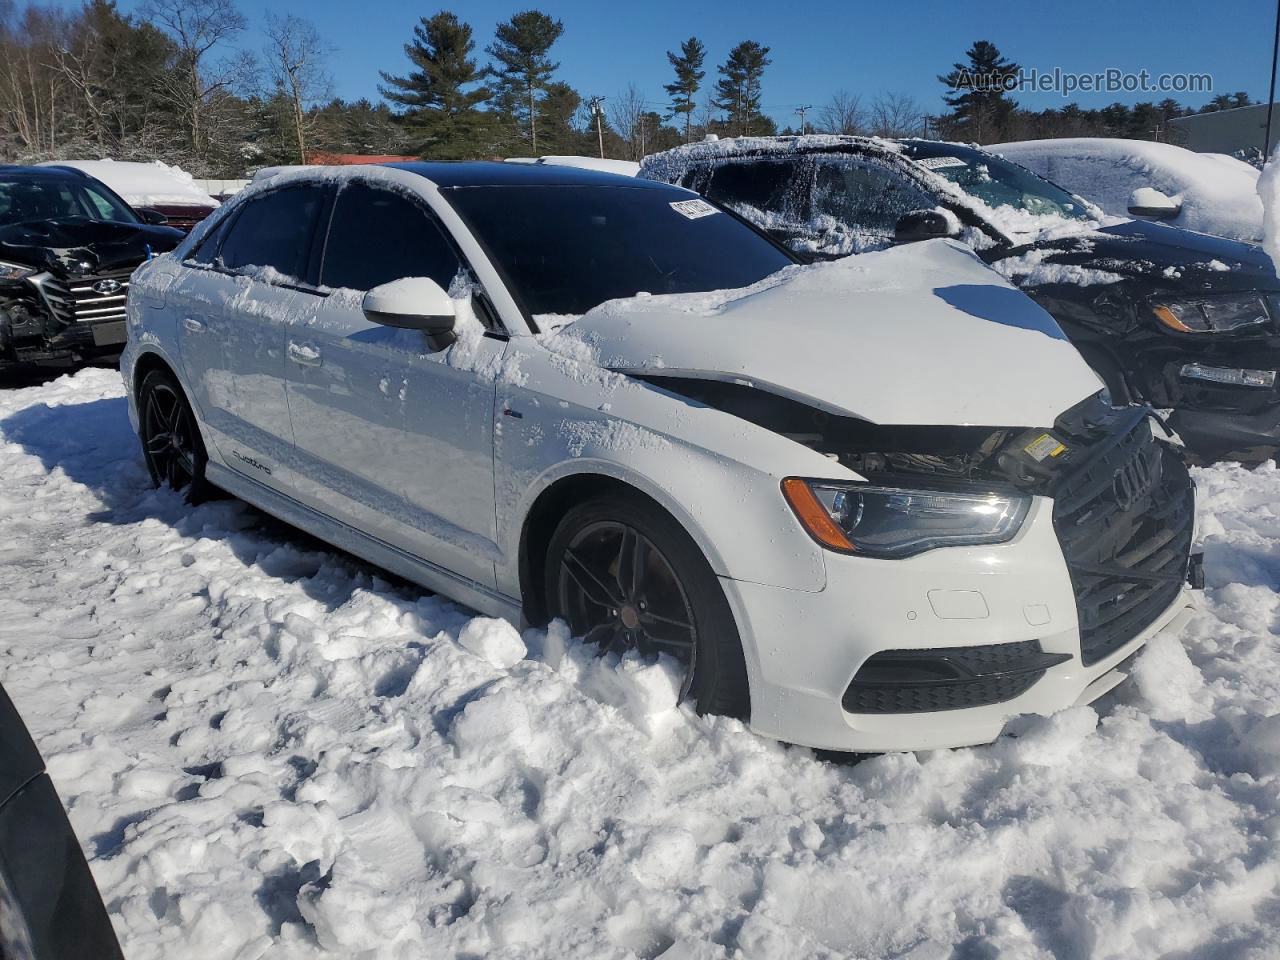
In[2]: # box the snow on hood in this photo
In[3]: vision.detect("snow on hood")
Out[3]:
[991,138,1263,243]
[38,159,219,209]
[557,239,1102,427]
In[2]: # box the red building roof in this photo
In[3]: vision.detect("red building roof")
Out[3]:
[304,152,418,165]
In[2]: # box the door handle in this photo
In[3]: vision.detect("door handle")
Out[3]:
[287,341,322,366]
[182,316,205,333]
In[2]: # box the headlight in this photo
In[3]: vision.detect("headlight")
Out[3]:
[0,260,34,282]
[781,478,1031,558]
[1151,294,1269,334]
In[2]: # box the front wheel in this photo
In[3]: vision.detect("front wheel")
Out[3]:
[544,493,750,719]
[138,368,212,503]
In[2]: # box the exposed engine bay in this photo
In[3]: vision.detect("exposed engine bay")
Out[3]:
[636,374,1162,495]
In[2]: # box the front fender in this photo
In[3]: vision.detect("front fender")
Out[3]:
[494,339,844,597]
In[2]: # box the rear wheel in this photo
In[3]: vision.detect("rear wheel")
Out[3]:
[544,493,749,718]
[138,368,212,503]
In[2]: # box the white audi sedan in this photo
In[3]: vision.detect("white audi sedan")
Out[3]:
[122,162,1199,753]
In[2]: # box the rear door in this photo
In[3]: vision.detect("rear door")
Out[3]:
[284,179,505,589]
[172,182,329,491]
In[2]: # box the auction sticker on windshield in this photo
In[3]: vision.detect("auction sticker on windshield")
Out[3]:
[670,198,719,219]
[915,156,967,170]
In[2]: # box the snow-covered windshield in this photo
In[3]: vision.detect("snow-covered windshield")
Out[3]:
[904,144,1091,222]
[444,185,794,319]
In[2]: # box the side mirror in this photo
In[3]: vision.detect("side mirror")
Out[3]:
[894,209,959,244]
[363,277,457,351]
[1127,187,1181,220]
[136,207,169,225]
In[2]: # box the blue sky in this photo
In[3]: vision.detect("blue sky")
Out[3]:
[57,0,1280,125]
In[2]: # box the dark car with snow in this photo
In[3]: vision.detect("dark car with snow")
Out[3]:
[0,165,184,372]
[641,136,1280,461]
[0,683,123,959]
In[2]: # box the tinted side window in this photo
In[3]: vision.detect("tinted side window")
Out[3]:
[188,211,236,265]
[320,182,462,292]
[218,185,325,281]
[705,160,800,215]
[812,158,930,233]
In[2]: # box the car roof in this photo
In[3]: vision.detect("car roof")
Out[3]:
[386,160,678,191]
[0,164,91,181]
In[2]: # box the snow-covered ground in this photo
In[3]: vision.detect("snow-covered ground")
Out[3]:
[4,368,1280,959]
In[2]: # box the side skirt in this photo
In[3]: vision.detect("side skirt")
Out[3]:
[206,462,523,624]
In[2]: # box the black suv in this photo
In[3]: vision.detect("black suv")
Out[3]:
[641,137,1280,461]
[0,165,183,371]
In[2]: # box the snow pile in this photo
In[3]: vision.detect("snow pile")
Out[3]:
[4,369,1280,957]
[38,159,220,209]
[993,138,1264,242]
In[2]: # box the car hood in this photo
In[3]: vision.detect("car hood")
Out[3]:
[556,239,1102,427]
[1016,218,1279,290]
[0,217,184,277]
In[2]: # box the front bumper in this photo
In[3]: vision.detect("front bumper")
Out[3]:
[723,494,1196,753]
[1167,403,1280,461]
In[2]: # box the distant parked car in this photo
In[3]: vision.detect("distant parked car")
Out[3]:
[0,683,123,959]
[641,136,1280,461]
[40,159,219,233]
[0,164,184,371]
[989,138,1263,243]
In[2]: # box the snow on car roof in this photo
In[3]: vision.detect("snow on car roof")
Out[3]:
[640,135,1111,247]
[989,137,1263,242]
[37,159,219,209]
[387,160,670,189]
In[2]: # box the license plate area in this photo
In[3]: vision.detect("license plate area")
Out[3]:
[91,321,127,346]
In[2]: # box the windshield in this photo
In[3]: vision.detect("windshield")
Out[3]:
[0,177,139,227]
[444,185,795,319]
[905,144,1092,221]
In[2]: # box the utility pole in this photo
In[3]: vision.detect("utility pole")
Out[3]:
[1267,0,1280,163]
[794,104,812,135]
[588,96,606,159]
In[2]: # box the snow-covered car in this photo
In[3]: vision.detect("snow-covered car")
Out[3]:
[641,136,1280,462]
[39,159,219,232]
[122,162,1199,753]
[0,165,185,370]
[989,138,1263,242]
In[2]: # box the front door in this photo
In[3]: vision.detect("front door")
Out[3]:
[284,180,504,589]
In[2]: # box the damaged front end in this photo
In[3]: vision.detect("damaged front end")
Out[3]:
[642,374,1200,671]
[0,264,134,369]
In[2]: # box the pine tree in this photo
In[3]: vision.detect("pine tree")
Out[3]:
[486,10,563,154]
[379,11,491,158]
[664,37,705,143]
[712,41,771,137]
[535,81,586,155]
[937,40,1020,143]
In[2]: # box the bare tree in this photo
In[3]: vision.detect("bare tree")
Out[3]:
[608,82,646,161]
[0,5,70,157]
[264,13,332,163]
[818,89,864,135]
[143,0,247,166]
[869,92,925,138]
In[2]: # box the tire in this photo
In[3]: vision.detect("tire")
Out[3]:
[544,492,750,719]
[137,368,213,504]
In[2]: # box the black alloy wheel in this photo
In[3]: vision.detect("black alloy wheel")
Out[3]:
[139,369,210,501]
[545,493,750,718]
